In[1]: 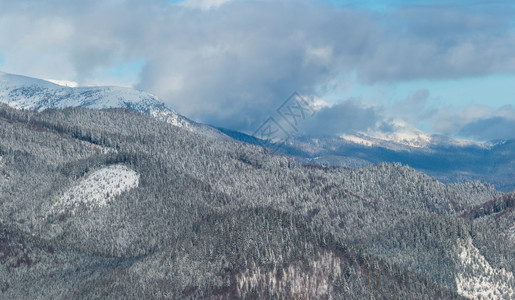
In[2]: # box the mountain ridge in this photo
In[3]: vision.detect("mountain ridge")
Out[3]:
[0,71,227,139]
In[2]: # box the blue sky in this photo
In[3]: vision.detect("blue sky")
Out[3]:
[1,0,514,140]
[324,0,515,110]
[322,71,515,107]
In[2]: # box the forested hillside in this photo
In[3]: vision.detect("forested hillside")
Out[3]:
[0,103,513,299]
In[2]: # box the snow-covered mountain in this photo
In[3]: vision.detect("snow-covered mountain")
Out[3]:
[2,102,514,298]
[219,124,515,192]
[2,71,513,192]
[340,129,487,151]
[0,71,226,139]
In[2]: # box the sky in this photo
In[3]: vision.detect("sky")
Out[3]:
[0,0,514,141]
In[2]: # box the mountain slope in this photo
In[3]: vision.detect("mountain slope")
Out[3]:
[271,134,515,193]
[0,71,226,139]
[461,192,515,243]
[1,103,513,298]
[0,209,464,299]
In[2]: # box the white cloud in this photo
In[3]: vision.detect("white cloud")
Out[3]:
[179,0,235,10]
[0,0,515,136]
[304,46,333,65]
[154,74,185,94]
[430,104,515,140]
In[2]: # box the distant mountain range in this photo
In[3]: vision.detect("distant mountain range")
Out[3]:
[1,71,514,193]
[219,128,515,193]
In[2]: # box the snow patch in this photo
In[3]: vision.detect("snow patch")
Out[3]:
[339,134,376,147]
[51,165,139,215]
[370,129,432,148]
[456,238,515,299]
[150,108,189,129]
[44,79,79,87]
[339,127,433,149]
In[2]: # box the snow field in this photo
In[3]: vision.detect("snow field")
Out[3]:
[51,164,139,215]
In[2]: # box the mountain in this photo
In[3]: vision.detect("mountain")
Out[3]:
[338,128,488,150]
[0,102,513,298]
[3,71,513,193]
[0,71,226,139]
[223,128,515,193]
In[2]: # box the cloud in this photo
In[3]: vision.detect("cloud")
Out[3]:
[458,117,515,141]
[179,0,235,10]
[390,89,437,124]
[295,93,440,139]
[299,90,515,142]
[432,105,515,141]
[1,0,515,133]
[357,3,515,83]
[300,99,381,136]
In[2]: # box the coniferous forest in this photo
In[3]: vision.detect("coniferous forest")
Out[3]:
[0,103,514,299]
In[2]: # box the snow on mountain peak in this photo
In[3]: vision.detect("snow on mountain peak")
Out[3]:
[0,71,59,89]
[44,79,79,87]
[339,130,432,149]
[0,71,165,111]
[0,71,227,139]
[338,119,486,150]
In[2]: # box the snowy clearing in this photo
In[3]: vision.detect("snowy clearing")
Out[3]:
[51,164,139,215]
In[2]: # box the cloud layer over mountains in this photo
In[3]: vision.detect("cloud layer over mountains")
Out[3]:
[1,0,515,139]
